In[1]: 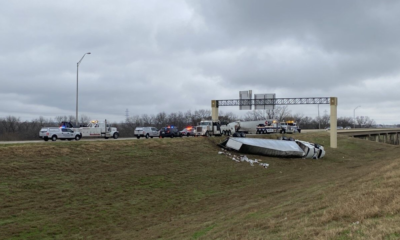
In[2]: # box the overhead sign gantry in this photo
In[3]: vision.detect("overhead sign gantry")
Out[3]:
[211,96,338,148]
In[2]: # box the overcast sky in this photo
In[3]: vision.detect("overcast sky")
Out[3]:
[1,0,400,124]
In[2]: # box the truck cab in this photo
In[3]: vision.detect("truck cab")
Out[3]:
[280,121,301,134]
[195,120,225,137]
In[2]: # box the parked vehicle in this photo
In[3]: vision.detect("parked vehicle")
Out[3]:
[60,120,119,139]
[39,127,81,141]
[134,127,159,139]
[159,126,182,138]
[180,126,196,137]
[344,126,351,130]
[337,126,344,130]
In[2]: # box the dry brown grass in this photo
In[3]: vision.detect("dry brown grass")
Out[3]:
[1,133,400,239]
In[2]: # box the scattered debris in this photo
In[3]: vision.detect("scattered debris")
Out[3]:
[217,151,269,169]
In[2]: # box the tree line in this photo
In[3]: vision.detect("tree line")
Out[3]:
[0,107,378,141]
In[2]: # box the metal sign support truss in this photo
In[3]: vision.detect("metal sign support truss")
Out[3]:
[216,97,330,107]
[211,97,338,149]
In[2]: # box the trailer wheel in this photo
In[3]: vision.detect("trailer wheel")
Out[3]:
[51,135,57,141]
[44,138,49,141]
[145,134,149,139]
[75,135,81,141]
[113,133,119,139]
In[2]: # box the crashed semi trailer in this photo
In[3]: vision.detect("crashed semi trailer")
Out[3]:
[219,137,325,159]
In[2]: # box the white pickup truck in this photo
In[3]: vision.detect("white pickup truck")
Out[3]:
[39,128,81,141]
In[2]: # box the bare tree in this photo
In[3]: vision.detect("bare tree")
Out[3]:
[337,117,353,128]
[274,106,291,121]
[244,110,265,121]
[142,114,155,126]
[79,115,91,125]
[154,112,168,128]
[355,116,375,128]
[290,113,304,127]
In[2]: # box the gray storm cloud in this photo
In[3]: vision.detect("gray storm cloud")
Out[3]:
[0,0,399,123]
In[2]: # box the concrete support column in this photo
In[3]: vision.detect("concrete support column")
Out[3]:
[375,135,379,142]
[211,100,219,122]
[330,97,338,148]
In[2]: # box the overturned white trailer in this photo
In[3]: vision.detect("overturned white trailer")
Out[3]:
[219,137,325,159]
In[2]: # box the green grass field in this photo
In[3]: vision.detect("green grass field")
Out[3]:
[1,133,400,239]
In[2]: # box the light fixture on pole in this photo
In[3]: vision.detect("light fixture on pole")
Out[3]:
[76,52,91,126]
[353,105,361,129]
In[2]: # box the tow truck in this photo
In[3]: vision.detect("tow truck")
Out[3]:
[256,120,301,134]
[60,120,119,139]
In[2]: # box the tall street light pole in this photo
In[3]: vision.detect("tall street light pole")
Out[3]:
[353,105,361,129]
[76,52,91,126]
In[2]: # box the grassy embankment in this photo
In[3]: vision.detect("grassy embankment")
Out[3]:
[1,133,400,240]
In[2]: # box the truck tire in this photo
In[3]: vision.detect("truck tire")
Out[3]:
[171,134,174,138]
[146,134,149,139]
[280,129,286,134]
[51,135,57,141]
[44,138,49,141]
[75,135,81,141]
[137,136,140,139]
[113,133,119,139]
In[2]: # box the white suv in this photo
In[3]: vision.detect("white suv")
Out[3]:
[39,128,81,141]
[134,127,159,139]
